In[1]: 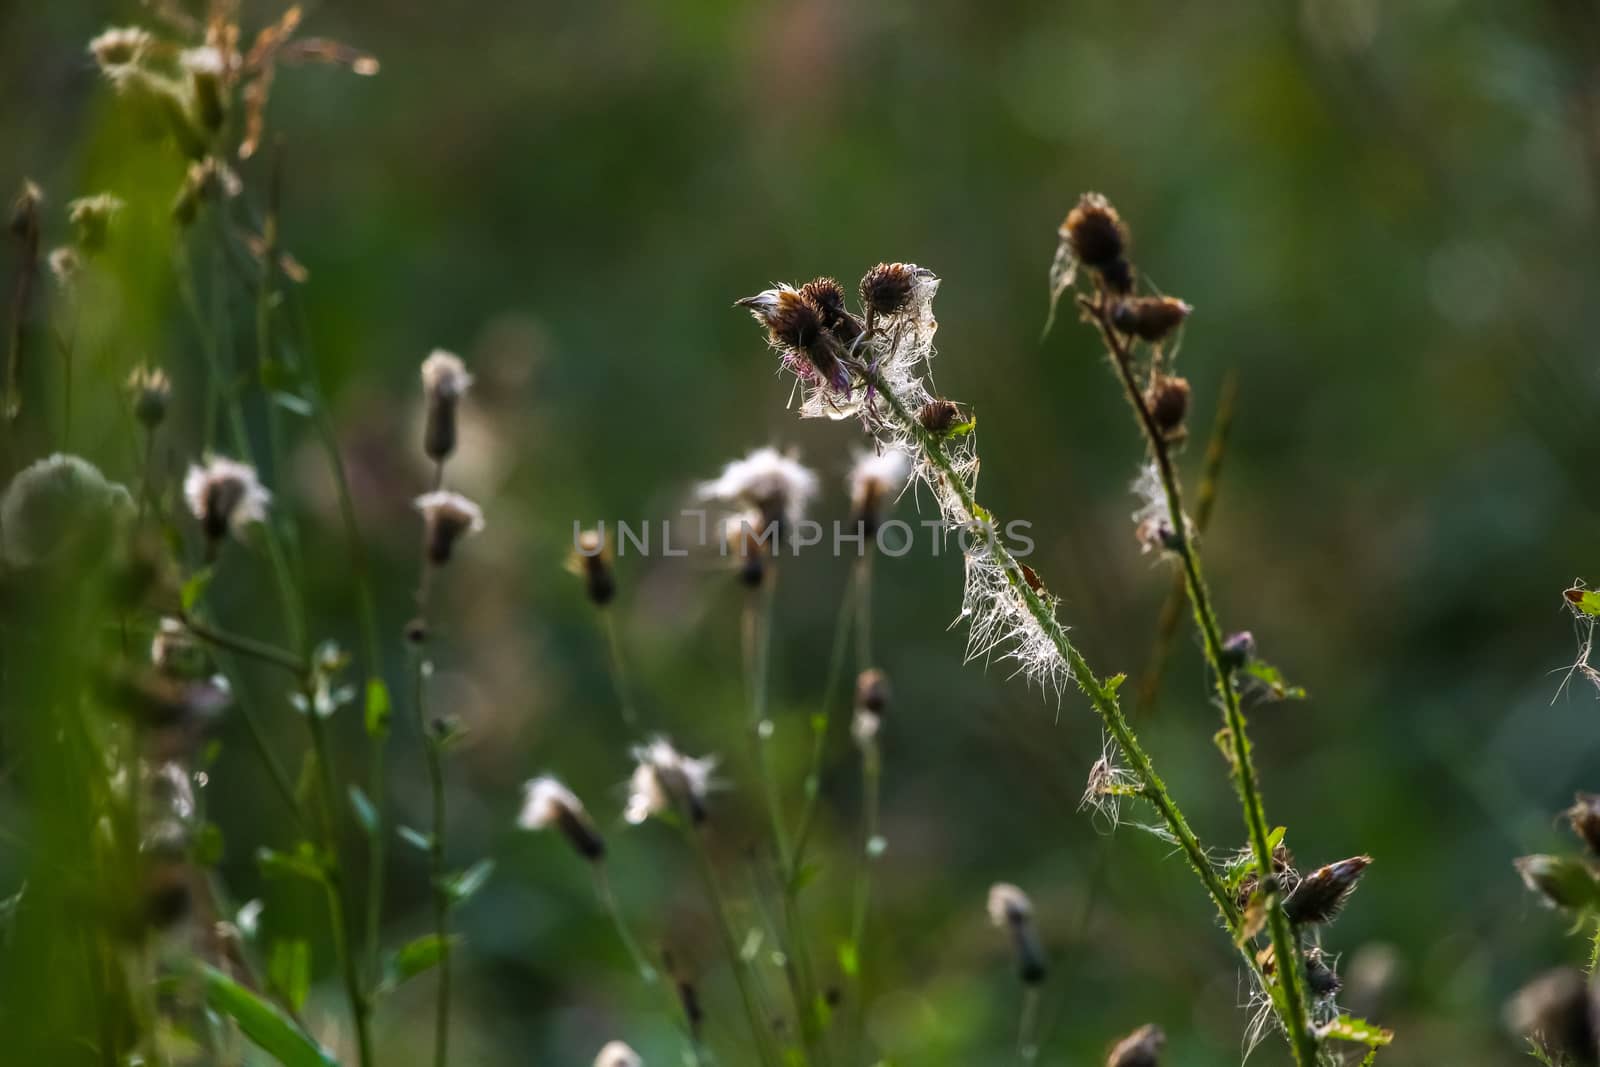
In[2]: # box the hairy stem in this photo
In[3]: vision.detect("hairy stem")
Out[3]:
[1084,297,1317,1065]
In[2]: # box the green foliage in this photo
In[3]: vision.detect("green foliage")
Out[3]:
[201,966,335,1067]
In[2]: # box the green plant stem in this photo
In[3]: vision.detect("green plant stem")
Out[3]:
[1083,297,1317,1065]
[855,549,874,670]
[1017,985,1040,1064]
[411,617,451,1067]
[788,560,860,883]
[600,610,638,728]
[183,617,307,678]
[1589,920,1600,975]
[848,736,880,1057]
[593,866,656,985]
[682,821,779,1067]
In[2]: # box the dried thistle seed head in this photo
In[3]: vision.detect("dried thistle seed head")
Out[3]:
[848,448,911,536]
[89,26,154,72]
[1112,296,1192,343]
[127,366,172,429]
[569,527,616,606]
[698,446,820,536]
[180,46,228,131]
[918,398,963,435]
[625,737,717,826]
[1516,854,1600,912]
[67,193,124,253]
[736,284,850,391]
[1505,968,1599,1067]
[593,1041,643,1067]
[183,455,271,542]
[1062,193,1127,269]
[1284,855,1372,925]
[1567,794,1600,857]
[1233,839,1295,910]
[987,883,1046,985]
[855,668,891,714]
[9,180,42,240]
[859,261,925,319]
[1304,948,1341,998]
[1143,374,1190,442]
[420,349,473,462]
[1220,630,1256,672]
[1106,1023,1165,1067]
[1130,461,1191,556]
[800,276,864,344]
[414,490,485,565]
[722,508,773,588]
[519,776,605,862]
[48,246,81,289]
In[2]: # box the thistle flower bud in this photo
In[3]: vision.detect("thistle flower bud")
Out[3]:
[89,27,154,72]
[184,456,271,544]
[181,47,227,131]
[48,246,81,290]
[1062,193,1127,270]
[1106,1023,1165,1067]
[859,261,937,322]
[625,738,717,826]
[987,882,1047,985]
[593,1041,644,1067]
[1505,968,1599,1067]
[415,490,485,565]
[1568,794,1600,857]
[1112,297,1192,343]
[737,284,853,392]
[128,366,171,429]
[67,193,123,253]
[519,776,606,862]
[852,668,890,747]
[848,448,911,538]
[1284,855,1372,925]
[420,350,473,463]
[1142,374,1190,443]
[1220,630,1256,673]
[1516,854,1600,912]
[1100,258,1136,296]
[570,527,616,606]
[800,276,864,346]
[918,398,963,436]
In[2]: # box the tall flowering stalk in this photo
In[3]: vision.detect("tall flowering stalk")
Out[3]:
[736,237,1347,1060]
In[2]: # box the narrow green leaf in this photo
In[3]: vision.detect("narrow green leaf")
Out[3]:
[836,940,859,978]
[268,938,311,1013]
[257,843,327,885]
[365,678,392,738]
[200,964,335,1067]
[348,785,378,835]
[180,570,213,613]
[442,858,494,906]
[1319,1014,1393,1046]
[379,934,455,995]
[398,825,433,852]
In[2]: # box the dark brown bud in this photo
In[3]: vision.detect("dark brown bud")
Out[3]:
[128,366,171,429]
[859,262,918,319]
[855,668,890,714]
[1568,794,1600,857]
[1143,374,1190,442]
[405,618,428,645]
[1062,193,1126,269]
[662,951,704,1038]
[918,398,963,435]
[800,276,864,345]
[571,528,616,607]
[1505,968,1599,1067]
[1305,948,1342,998]
[987,883,1046,985]
[1220,631,1256,673]
[1106,1023,1165,1067]
[420,350,473,463]
[1101,258,1135,295]
[1112,296,1192,343]
[1284,856,1372,925]
[415,491,484,566]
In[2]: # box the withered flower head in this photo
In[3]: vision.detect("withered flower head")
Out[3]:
[569,527,616,606]
[128,366,172,429]
[593,1041,643,1067]
[859,262,938,320]
[1567,794,1600,858]
[625,737,717,826]
[184,455,271,543]
[1304,947,1341,998]
[1062,193,1127,269]
[420,349,473,463]
[697,446,819,536]
[519,776,605,862]
[737,284,850,392]
[414,490,485,565]
[1516,854,1600,912]
[848,447,911,536]
[67,193,124,253]
[1233,839,1295,910]
[1106,1023,1165,1067]
[987,882,1047,985]
[1505,968,1599,1067]
[1284,855,1372,925]
[1143,374,1190,443]
[1220,630,1256,673]
[723,507,773,588]
[89,26,154,72]
[1112,296,1192,343]
[181,46,228,131]
[918,398,964,436]
[48,246,81,289]
[852,667,891,747]
[799,276,863,344]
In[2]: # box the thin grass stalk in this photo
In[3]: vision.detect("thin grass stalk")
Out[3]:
[592,866,657,985]
[847,733,880,1058]
[409,625,452,1067]
[1016,985,1040,1064]
[1081,297,1317,1064]
[787,560,859,882]
[600,611,639,728]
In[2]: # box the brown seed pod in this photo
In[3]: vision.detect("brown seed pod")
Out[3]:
[1112,296,1192,343]
[1061,193,1127,269]
[918,398,963,435]
[859,262,919,319]
[1143,374,1190,442]
[800,276,864,345]
[1284,856,1372,925]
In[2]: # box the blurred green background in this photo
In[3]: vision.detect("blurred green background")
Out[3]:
[4,0,1600,1063]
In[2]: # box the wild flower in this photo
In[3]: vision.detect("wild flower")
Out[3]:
[519,776,605,862]
[1106,1023,1165,1067]
[184,455,271,543]
[624,738,717,826]
[421,349,473,464]
[847,447,911,536]
[568,527,617,606]
[986,882,1047,985]
[697,446,819,536]
[67,193,123,252]
[851,668,890,748]
[1283,856,1372,926]
[127,366,172,430]
[592,1041,643,1067]
[414,490,484,565]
